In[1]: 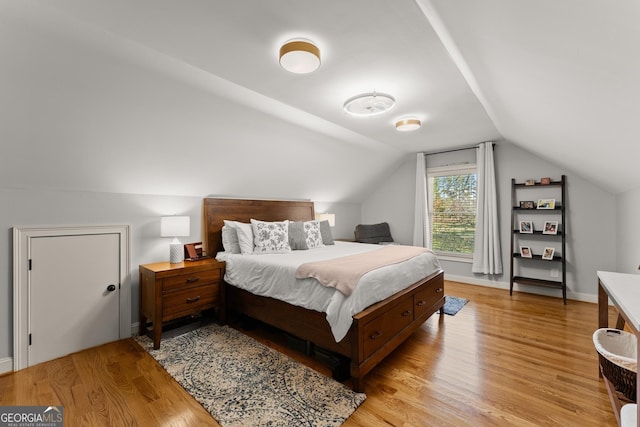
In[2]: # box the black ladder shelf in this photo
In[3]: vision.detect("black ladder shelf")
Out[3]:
[509,175,567,304]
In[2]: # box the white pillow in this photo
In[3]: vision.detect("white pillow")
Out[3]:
[221,224,241,254]
[250,219,291,254]
[223,220,254,255]
[303,220,324,249]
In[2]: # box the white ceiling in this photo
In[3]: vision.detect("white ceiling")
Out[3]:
[34,0,500,150]
[422,0,640,194]
[3,0,639,198]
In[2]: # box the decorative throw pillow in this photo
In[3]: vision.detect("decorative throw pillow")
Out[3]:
[318,220,335,245]
[288,221,308,250]
[303,220,324,249]
[221,224,241,254]
[224,220,254,255]
[251,219,291,254]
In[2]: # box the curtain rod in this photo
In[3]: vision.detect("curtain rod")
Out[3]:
[420,142,494,156]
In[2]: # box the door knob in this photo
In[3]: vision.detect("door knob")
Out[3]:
[106,284,116,292]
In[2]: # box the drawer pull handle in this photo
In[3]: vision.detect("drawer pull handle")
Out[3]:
[402,310,412,317]
[186,277,201,283]
[436,287,443,293]
[369,331,382,340]
[416,300,426,307]
[186,296,201,303]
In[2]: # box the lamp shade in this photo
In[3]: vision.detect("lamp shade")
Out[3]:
[161,216,190,237]
[315,213,336,227]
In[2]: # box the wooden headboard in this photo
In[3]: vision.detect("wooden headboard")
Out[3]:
[203,198,315,256]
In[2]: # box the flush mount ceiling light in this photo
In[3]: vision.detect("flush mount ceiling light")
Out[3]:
[279,39,321,74]
[395,118,422,131]
[343,92,396,117]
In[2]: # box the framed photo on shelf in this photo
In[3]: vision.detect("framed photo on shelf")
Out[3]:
[542,247,555,260]
[519,220,533,234]
[543,221,558,235]
[519,200,535,209]
[520,246,532,258]
[537,198,556,209]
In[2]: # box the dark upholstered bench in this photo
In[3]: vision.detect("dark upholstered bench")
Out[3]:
[354,222,394,244]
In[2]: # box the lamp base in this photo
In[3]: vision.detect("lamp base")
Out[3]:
[169,242,184,263]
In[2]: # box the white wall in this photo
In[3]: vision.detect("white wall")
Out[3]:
[361,141,618,300]
[0,1,403,203]
[314,201,362,241]
[360,156,417,244]
[0,189,199,367]
[616,187,640,274]
[0,189,360,366]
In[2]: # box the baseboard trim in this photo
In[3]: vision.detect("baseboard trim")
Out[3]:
[444,274,508,290]
[0,357,13,374]
[444,274,599,304]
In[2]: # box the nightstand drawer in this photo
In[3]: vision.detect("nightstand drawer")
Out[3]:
[163,269,220,293]
[162,283,220,321]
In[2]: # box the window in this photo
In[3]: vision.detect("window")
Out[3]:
[427,164,477,260]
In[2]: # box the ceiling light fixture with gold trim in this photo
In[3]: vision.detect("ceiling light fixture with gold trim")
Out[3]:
[343,92,396,117]
[395,118,422,131]
[279,39,321,74]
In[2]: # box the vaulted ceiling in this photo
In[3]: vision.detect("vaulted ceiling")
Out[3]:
[1,0,638,200]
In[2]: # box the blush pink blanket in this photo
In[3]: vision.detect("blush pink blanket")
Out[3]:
[295,245,432,296]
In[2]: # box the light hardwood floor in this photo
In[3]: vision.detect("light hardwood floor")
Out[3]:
[0,281,620,426]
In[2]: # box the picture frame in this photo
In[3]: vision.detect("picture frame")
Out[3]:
[184,242,208,261]
[543,221,558,235]
[519,200,535,209]
[542,247,555,260]
[525,179,536,186]
[537,198,556,209]
[519,220,533,234]
[540,177,551,185]
[520,246,532,258]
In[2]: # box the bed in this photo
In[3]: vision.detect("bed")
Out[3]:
[204,197,445,392]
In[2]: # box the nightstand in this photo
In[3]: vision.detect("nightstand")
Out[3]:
[139,258,225,349]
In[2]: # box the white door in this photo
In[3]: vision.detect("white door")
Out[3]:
[28,233,121,366]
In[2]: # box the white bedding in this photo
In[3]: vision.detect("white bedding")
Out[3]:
[216,241,442,342]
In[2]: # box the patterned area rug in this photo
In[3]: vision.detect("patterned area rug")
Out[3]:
[136,324,366,427]
[443,296,469,315]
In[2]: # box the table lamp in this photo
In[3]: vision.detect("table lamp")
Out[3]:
[315,213,335,226]
[161,216,190,263]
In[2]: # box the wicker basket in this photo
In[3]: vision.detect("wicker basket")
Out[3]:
[593,328,637,401]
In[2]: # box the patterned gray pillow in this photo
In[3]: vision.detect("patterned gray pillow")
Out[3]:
[303,220,324,249]
[250,219,291,254]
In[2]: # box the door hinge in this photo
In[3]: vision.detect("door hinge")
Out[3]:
[29,333,32,346]
[119,283,121,289]
[28,259,32,271]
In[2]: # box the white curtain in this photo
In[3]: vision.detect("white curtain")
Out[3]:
[413,153,430,248]
[472,142,502,274]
